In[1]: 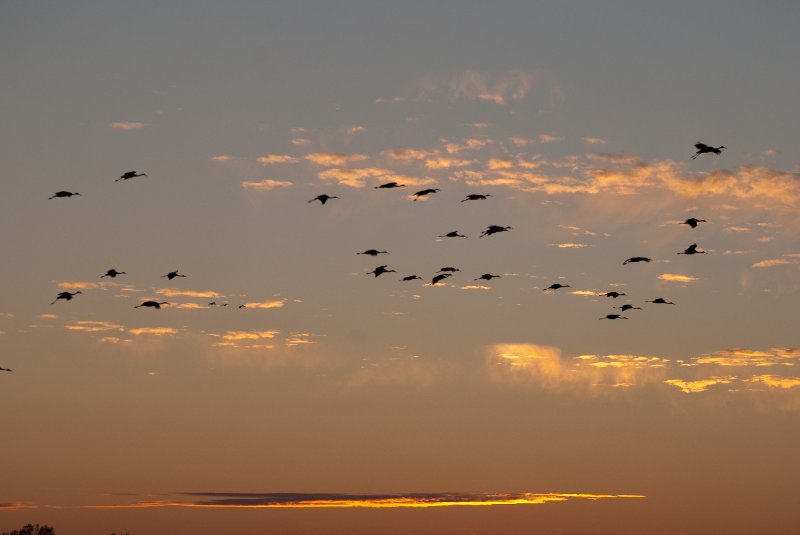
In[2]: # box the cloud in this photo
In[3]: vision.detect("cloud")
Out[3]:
[749,375,800,389]
[128,327,178,336]
[538,134,564,143]
[582,137,607,145]
[241,179,294,190]
[687,348,799,368]
[305,152,368,166]
[65,321,124,333]
[242,299,287,309]
[424,157,474,170]
[751,259,791,268]
[222,330,279,341]
[110,122,147,130]
[38,313,59,319]
[348,125,366,134]
[509,136,531,146]
[211,155,232,162]
[663,377,736,393]
[58,281,115,290]
[586,153,640,165]
[383,148,430,161]
[553,243,590,249]
[291,138,312,145]
[416,69,565,108]
[460,285,490,290]
[658,273,699,283]
[156,289,222,298]
[257,155,299,165]
[317,167,390,187]
[487,157,514,170]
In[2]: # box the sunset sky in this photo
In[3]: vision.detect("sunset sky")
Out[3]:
[2,2,799,534]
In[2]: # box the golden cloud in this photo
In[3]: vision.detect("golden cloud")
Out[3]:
[460,285,491,290]
[257,154,299,165]
[749,375,800,389]
[487,157,514,170]
[539,134,564,143]
[585,153,640,165]
[305,152,368,166]
[292,138,312,145]
[751,259,791,268]
[424,157,474,170]
[110,122,147,130]
[222,330,279,340]
[383,148,430,161]
[317,167,390,188]
[241,179,294,190]
[58,281,115,290]
[509,136,531,146]
[211,155,232,161]
[582,137,607,145]
[128,327,178,336]
[65,321,124,333]
[658,273,699,283]
[554,243,589,249]
[156,289,221,298]
[689,348,799,367]
[663,377,736,393]
[243,299,287,309]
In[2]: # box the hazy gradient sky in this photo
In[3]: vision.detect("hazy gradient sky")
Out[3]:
[2,2,799,534]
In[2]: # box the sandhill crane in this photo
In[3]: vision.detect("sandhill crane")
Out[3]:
[646,298,675,305]
[438,267,460,273]
[412,188,440,200]
[135,300,168,309]
[600,291,626,298]
[238,304,246,309]
[309,194,339,204]
[117,171,147,182]
[623,257,652,265]
[430,273,452,285]
[162,270,186,280]
[615,304,642,312]
[208,302,217,306]
[357,249,388,256]
[544,283,570,291]
[51,291,81,304]
[400,275,422,281]
[439,231,467,238]
[368,265,396,277]
[461,194,491,202]
[600,314,627,320]
[682,218,707,229]
[678,243,707,255]
[101,269,126,278]
[0,367,11,372]
[692,142,726,159]
[48,191,81,199]
[475,273,501,281]
[375,182,406,189]
[480,225,512,237]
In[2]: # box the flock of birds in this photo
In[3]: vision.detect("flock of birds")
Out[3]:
[0,143,726,373]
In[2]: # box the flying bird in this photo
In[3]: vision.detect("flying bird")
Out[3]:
[412,188,440,200]
[48,191,81,199]
[438,267,460,273]
[135,300,168,309]
[162,270,186,280]
[309,194,339,204]
[480,225,512,237]
[600,291,626,298]
[439,231,467,238]
[430,273,452,285]
[678,243,707,255]
[400,275,422,281]
[375,182,406,189]
[646,298,675,305]
[368,265,396,277]
[0,367,12,372]
[238,304,246,309]
[461,194,491,202]
[475,273,501,281]
[615,304,642,312]
[692,142,726,159]
[51,291,82,304]
[544,283,571,291]
[600,314,627,320]
[357,249,389,256]
[117,171,147,182]
[682,218,707,229]
[101,268,126,278]
[623,257,652,265]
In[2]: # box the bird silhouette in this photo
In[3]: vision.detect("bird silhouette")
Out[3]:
[135,300,169,309]
[412,188,440,200]
[0,367,12,372]
[480,225,512,237]
[692,142,726,159]
[400,275,422,281]
[357,249,389,256]
[682,218,707,229]
[238,304,246,309]
[600,314,627,320]
[430,273,452,285]
[678,243,707,255]
[309,194,339,204]
[48,191,81,199]
[162,270,186,280]
[101,268,126,278]
[475,273,501,281]
[461,194,491,202]
[544,283,570,291]
[600,291,626,298]
[646,298,675,305]
[368,265,396,277]
[208,301,217,306]
[117,171,147,182]
[623,257,652,265]
[51,291,82,304]
[438,267,460,273]
[375,182,406,189]
[439,230,467,238]
[615,304,642,312]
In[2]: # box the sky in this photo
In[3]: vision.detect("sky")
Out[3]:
[1,2,799,534]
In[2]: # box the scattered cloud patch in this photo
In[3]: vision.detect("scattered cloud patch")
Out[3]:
[110,122,147,130]
[156,289,222,299]
[305,152,368,166]
[257,155,299,165]
[752,258,791,268]
[658,273,699,283]
[241,179,294,190]
[539,134,564,144]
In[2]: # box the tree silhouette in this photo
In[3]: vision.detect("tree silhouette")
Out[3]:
[2,524,56,535]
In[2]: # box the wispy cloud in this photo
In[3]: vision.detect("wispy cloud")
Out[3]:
[538,134,564,144]
[257,154,299,165]
[110,122,147,130]
[317,167,390,187]
[663,377,736,393]
[416,69,565,107]
[749,375,800,389]
[128,327,178,336]
[65,321,124,333]
[242,299,287,309]
[553,243,590,249]
[211,155,233,162]
[305,152,368,166]
[291,138,312,145]
[58,281,115,290]
[582,137,607,145]
[424,157,474,170]
[241,179,294,190]
[383,148,430,161]
[222,330,279,341]
[156,289,222,298]
[751,258,791,268]
[658,273,699,283]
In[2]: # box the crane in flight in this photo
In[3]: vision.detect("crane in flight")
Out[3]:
[682,218,707,229]
[52,291,82,304]
[678,243,707,255]
[544,283,570,291]
[375,182,406,189]
[309,194,339,204]
[439,230,467,238]
[117,171,147,182]
[623,256,652,265]
[49,191,81,199]
[135,300,169,309]
[600,314,627,320]
[368,265,395,277]
[599,291,626,298]
[475,273,501,281]
[480,225,512,237]
[101,268,126,278]
[412,188,440,200]
[357,249,389,256]
[430,273,452,285]
[646,298,675,305]
[0,366,12,372]
[400,275,422,281]
[692,142,726,159]
[615,304,642,312]
[461,194,491,202]
[162,270,187,280]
